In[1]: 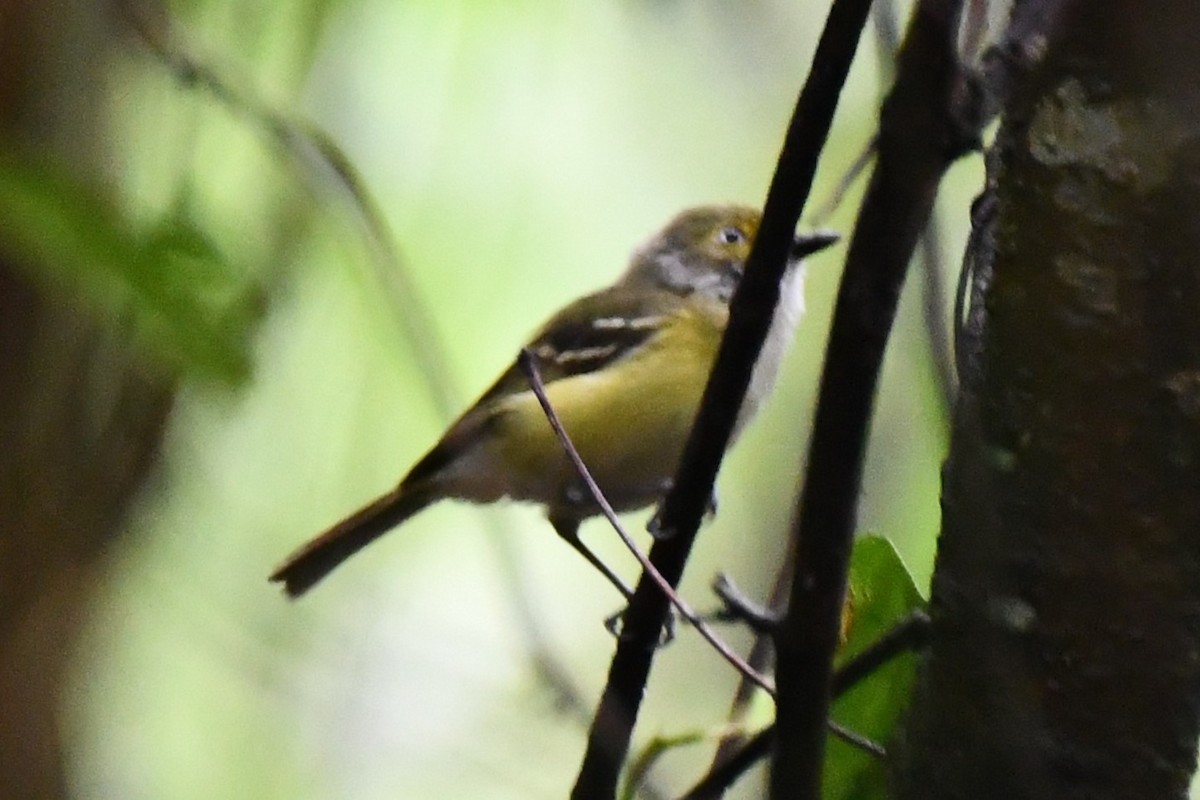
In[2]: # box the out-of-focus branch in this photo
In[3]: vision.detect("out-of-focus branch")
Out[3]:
[115,0,458,416]
[115,0,597,726]
[875,0,958,417]
[806,135,876,229]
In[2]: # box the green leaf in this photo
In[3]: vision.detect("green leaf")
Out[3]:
[0,155,260,383]
[822,535,926,800]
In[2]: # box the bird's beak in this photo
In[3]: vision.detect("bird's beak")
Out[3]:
[791,230,840,259]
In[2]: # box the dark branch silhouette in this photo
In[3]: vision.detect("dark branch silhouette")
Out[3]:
[568,2,872,797]
[770,0,1069,794]
[768,1,978,796]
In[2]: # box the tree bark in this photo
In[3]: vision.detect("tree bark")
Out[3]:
[893,2,1200,798]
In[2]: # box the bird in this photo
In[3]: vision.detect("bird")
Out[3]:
[270,205,837,598]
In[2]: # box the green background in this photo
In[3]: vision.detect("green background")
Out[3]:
[20,0,990,797]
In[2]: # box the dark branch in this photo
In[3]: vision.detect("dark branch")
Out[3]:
[768,0,978,796]
[680,726,772,800]
[569,2,871,796]
[831,610,931,695]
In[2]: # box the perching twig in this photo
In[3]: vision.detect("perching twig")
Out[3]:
[570,2,869,796]
[518,349,775,696]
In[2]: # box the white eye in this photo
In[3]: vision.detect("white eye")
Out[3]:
[717,227,746,245]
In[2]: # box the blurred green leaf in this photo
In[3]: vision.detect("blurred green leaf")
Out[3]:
[0,155,260,383]
[823,535,926,800]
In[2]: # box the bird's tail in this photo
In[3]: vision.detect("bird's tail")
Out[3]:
[269,482,435,598]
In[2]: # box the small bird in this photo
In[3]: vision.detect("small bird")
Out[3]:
[271,205,837,598]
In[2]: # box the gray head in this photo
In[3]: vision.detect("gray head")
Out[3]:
[622,205,838,302]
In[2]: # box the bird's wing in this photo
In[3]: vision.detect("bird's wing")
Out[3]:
[474,286,682,405]
[401,287,683,488]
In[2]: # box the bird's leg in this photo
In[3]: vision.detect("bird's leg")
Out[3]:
[552,502,674,645]
[548,514,633,600]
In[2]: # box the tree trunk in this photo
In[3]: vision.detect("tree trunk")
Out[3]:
[892,2,1200,798]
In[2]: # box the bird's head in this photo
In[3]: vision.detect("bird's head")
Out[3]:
[623,204,837,302]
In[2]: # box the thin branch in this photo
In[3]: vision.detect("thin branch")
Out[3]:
[769,0,977,796]
[704,561,791,787]
[518,350,775,695]
[830,610,931,695]
[827,722,886,758]
[875,0,958,417]
[806,135,877,229]
[679,726,773,800]
[525,349,891,787]
[570,2,870,795]
[682,610,931,799]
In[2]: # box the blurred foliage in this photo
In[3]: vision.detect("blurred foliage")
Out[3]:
[0,153,260,384]
[34,0,977,798]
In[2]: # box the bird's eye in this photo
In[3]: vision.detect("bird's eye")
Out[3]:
[717,227,746,245]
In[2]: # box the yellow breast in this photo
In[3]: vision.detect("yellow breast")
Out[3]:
[489,298,727,515]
